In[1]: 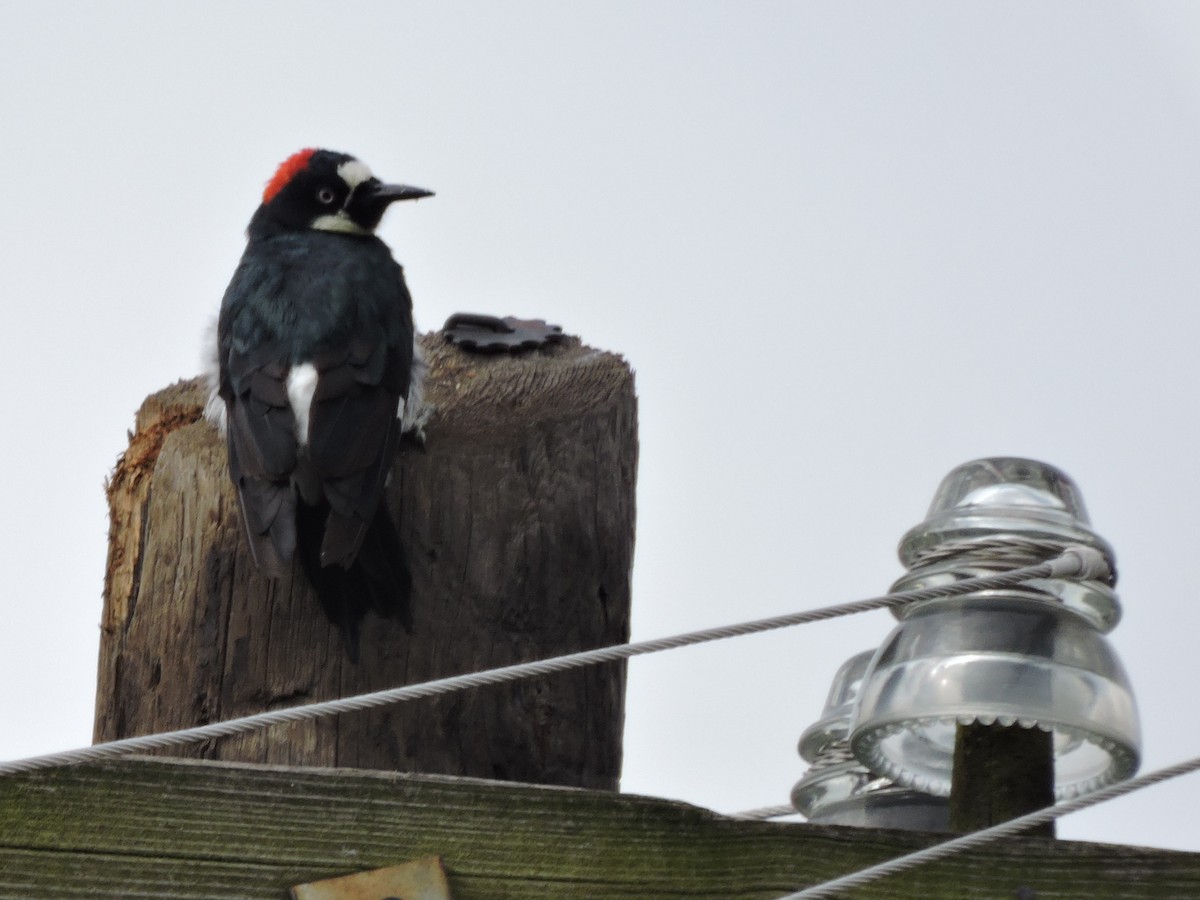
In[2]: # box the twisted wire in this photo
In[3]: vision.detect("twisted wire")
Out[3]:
[907,535,1117,585]
[785,753,1200,898]
[0,553,1089,777]
[727,804,800,821]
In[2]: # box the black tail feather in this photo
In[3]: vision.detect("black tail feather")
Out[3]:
[296,501,413,663]
[353,504,415,631]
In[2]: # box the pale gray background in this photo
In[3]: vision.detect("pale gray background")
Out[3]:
[3,1,1199,853]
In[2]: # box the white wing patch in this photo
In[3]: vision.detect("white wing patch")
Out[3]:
[206,315,426,448]
[286,362,319,446]
[399,336,433,439]
[202,317,227,434]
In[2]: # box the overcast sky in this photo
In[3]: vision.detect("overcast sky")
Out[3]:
[4,0,1200,855]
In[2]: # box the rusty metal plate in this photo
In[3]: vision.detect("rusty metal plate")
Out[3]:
[290,855,452,900]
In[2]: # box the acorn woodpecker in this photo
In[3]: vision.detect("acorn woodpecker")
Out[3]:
[207,148,432,660]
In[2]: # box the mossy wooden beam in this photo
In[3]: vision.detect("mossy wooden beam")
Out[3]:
[2,757,1199,898]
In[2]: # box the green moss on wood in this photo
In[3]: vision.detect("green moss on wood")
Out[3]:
[1,757,1198,898]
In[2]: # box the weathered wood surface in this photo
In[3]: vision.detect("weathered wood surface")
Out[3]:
[951,721,1056,838]
[3,757,1199,899]
[95,332,636,789]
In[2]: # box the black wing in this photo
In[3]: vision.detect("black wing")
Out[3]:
[220,338,300,577]
[304,335,410,567]
[217,237,414,578]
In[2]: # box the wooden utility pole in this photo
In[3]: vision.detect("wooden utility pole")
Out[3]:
[950,722,1056,838]
[949,599,1059,838]
[94,331,636,790]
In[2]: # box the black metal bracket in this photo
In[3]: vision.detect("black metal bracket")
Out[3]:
[442,313,566,354]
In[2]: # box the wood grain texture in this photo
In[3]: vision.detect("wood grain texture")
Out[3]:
[94,333,636,789]
[3,757,1199,899]
[951,721,1056,838]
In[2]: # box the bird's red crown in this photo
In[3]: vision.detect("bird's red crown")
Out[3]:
[262,148,317,205]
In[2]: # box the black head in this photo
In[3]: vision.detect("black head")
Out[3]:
[249,148,432,238]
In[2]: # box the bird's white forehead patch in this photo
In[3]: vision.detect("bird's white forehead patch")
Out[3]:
[337,159,374,190]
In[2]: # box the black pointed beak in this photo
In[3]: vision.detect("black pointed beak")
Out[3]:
[348,180,434,230]
[371,182,434,203]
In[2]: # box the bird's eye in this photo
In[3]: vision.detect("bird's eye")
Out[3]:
[317,187,337,205]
